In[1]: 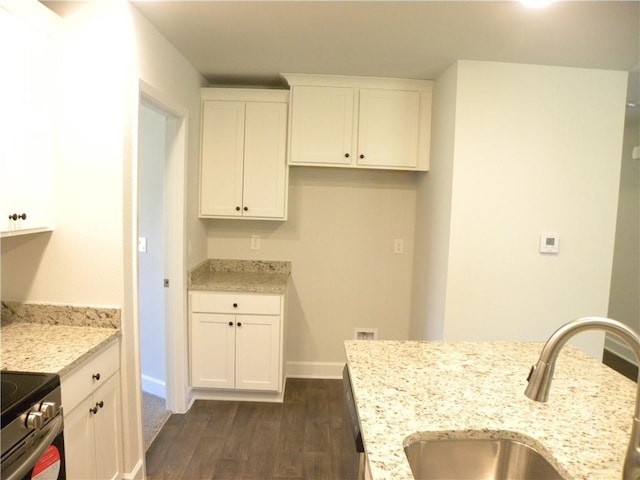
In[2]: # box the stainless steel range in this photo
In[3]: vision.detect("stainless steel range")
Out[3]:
[1,371,66,480]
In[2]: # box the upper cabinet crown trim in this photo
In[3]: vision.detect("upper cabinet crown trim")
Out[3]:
[201,87,289,103]
[282,73,433,91]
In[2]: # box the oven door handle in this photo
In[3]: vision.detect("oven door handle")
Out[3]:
[4,415,64,480]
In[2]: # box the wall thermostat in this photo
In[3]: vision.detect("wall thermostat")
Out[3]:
[539,234,559,254]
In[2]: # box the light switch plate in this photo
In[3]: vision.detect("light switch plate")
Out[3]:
[138,237,147,253]
[251,235,261,250]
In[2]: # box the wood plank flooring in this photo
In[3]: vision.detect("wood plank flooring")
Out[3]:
[145,378,359,480]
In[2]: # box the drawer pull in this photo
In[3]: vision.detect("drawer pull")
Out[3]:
[233,303,238,308]
[228,321,233,326]
[92,373,101,381]
[237,322,242,327]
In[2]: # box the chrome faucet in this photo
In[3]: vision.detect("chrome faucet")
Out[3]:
[525,316,640,480]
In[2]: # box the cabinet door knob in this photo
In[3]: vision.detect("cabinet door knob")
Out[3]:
[92,373,101,381]
[236,206,241,211]
[233,303,238,308]
[344,153,350,158]
[96,401,104,409]
[243,206,248,211]
[228,321,233,326]
[89,406,98,415]
[237,322,242,327]
[359,154,365,159]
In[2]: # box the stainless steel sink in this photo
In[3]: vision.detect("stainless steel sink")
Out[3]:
[403,432,566,480]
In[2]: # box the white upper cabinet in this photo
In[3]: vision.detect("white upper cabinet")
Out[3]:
[0,2,58,237]
[284,74,432,171]
[199,88,289,220]
[289,86,355,165]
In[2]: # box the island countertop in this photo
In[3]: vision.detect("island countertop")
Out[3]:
[344,340,636,480]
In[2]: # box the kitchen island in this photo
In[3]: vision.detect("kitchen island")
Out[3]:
[344,340,636,480]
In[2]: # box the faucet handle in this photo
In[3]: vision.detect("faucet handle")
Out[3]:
[527,365,535,382]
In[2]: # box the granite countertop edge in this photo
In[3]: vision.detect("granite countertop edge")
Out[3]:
[188,258,291,294]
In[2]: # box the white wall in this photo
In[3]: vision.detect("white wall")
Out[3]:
[1,3,205,477]
[410,62,458,341]
[207,166,417,373]
[412,61,627,359]
[607,118,640,362]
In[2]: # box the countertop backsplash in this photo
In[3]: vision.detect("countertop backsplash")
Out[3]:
[1,300,120,329]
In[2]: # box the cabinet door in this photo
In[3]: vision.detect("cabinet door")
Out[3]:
[0,7,54,236]
[242,102,287,218]
[235,314,281,392]
[93,373,121,480]
[289,86,355,165]
[64,396,96,480]
[357,89,420,168]
[200,101,245,216]
[191,312,236,389]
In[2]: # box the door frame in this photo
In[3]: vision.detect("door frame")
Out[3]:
[136,79,189,414]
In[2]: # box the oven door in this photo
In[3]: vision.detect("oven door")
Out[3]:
[2,415,66,480]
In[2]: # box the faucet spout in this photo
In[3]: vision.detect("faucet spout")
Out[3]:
[525,316,640,480]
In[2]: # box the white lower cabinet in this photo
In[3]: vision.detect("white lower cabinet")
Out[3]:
[190,291,283,393]
[62,341,121,480]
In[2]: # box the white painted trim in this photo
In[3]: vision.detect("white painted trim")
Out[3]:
[201,88,289,102]
[282,73,433,91]
[138,79,190,416]
[141,374,166,399]
[286,361,345,379]
[605,335,638,366]
[191,388,285,403]
[120,458,144,480]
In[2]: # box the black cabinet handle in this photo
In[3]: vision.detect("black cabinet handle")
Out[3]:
[359,154,365,159]
[96,401,104,409]
[236,206,241,211]
[92,373,101,381]
[8,213,27,221]
[233,303,238,308]
[344,153,350,158]
[243,206,248,211]
[228,321,233,326]
[90,406,98,414]
[237,322,242,327]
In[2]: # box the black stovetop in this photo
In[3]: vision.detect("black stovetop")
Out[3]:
[1,371,60,428]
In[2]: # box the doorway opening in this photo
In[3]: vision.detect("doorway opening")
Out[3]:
[136,83,188,452]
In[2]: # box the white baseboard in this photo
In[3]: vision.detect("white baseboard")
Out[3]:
[120,458,144,480]
[286,361,345,379]
[141,374,166,398]
[191,388,285,403]
[605,334,638,366]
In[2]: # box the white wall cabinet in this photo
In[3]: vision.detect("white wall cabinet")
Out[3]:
[62,341,121,480]
[199,88,289,220]
[0,3,57,237]
[189,291,283,393]
[284,74,432,171]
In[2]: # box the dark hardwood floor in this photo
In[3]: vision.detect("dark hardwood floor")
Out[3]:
[145,378,359,480]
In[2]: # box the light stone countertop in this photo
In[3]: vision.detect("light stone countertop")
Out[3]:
[188,258,291,294]
[1,322,119,376]
[344,340,636,480]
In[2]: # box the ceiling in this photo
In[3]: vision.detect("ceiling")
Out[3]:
[45,1,640,117]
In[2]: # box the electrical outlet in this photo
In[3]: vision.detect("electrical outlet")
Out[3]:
[394,238,404,254]
[251,235,261,250]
